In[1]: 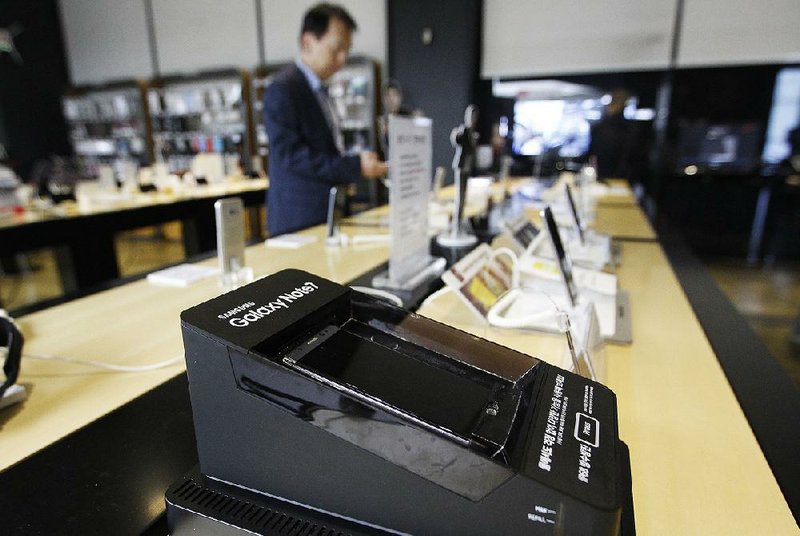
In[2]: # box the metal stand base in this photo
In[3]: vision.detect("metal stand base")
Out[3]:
[371,257,446,308]
[436,232,478,248]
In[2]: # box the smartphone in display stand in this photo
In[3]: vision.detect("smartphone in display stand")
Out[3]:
[542,206,632,345]
[564,184,586,246]
[215,198,251,288]
[564,183,617,269]
[326,186,345,245]
[542,206,579,308]
[438,243,603,379]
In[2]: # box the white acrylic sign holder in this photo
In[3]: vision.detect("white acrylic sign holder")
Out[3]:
[373,115,444,292]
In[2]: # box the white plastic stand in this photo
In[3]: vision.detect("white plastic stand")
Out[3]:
[0,384,27,409]
[436,108,478,248]
[326,231,391,248]
[436,229,478,248]
[557,305,606,382]
[487,280,618,340]
[219,262,254,290]
[517,254,618,296]
[373,257,446,292]
[529,228,612,270]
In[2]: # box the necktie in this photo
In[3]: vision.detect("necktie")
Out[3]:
[318,85,345,154]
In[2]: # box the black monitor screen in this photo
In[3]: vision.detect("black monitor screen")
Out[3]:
[677,122,762,172]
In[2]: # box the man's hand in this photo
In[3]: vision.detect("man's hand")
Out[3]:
[360,151,389,179]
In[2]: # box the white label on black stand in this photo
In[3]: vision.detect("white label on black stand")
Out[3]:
[388,115,433,287]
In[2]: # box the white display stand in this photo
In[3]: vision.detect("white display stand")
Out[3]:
[436,243,605,380]
[372,116,444,301]
[436,106,479,248]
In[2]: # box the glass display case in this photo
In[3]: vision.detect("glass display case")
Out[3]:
[62,82,150,179]
[147,70,250,176]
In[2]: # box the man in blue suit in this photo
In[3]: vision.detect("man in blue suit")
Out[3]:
[263,3,387,236]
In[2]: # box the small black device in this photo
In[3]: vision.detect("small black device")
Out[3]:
[170,269,630,535]
[542,206,579,307]
[138,183,158,193]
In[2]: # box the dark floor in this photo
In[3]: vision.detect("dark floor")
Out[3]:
[704,258,800,387]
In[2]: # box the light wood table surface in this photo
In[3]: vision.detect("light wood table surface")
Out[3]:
[0,178,268,230]
[2,186,795,534]
[511,177,657,241]
[418,240,796,534]
[1,219,387,471]
[591,204,657,240]
[1,178,270,293]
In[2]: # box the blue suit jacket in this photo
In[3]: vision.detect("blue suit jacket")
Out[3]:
[263,63,361,236]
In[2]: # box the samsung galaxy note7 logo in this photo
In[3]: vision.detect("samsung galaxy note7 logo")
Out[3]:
[218,281,319,327]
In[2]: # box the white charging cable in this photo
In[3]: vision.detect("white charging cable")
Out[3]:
[523,230,549,258]
[326,233,391,247]
[419,285,452,309]
[486,247,563,329]
[350,286,404,308]
[24,353,183,372]
[490,246,521,289]
[418,246,597,379]
[0,308,19,329]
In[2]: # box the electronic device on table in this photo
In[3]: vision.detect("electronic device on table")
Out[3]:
[168,269,631,535]
[215,198,245,274]
[564,183,586,246]
[541,207,631,344]
[504,214,616,297]
[452,208,626,343]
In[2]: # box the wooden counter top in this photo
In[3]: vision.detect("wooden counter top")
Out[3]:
[418,240,795,534]
[1,179,795,534]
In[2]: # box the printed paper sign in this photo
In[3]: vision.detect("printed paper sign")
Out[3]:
[388,115,433,286]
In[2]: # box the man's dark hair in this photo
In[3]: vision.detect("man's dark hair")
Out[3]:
[301,3,357,39]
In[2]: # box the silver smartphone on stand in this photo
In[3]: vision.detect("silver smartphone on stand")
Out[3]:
[326,186,340,243]
[214,198,245,276]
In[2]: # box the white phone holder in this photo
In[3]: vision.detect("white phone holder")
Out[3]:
[517,254,617,296]
[219,259,254,290]
[529,228,612,271]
